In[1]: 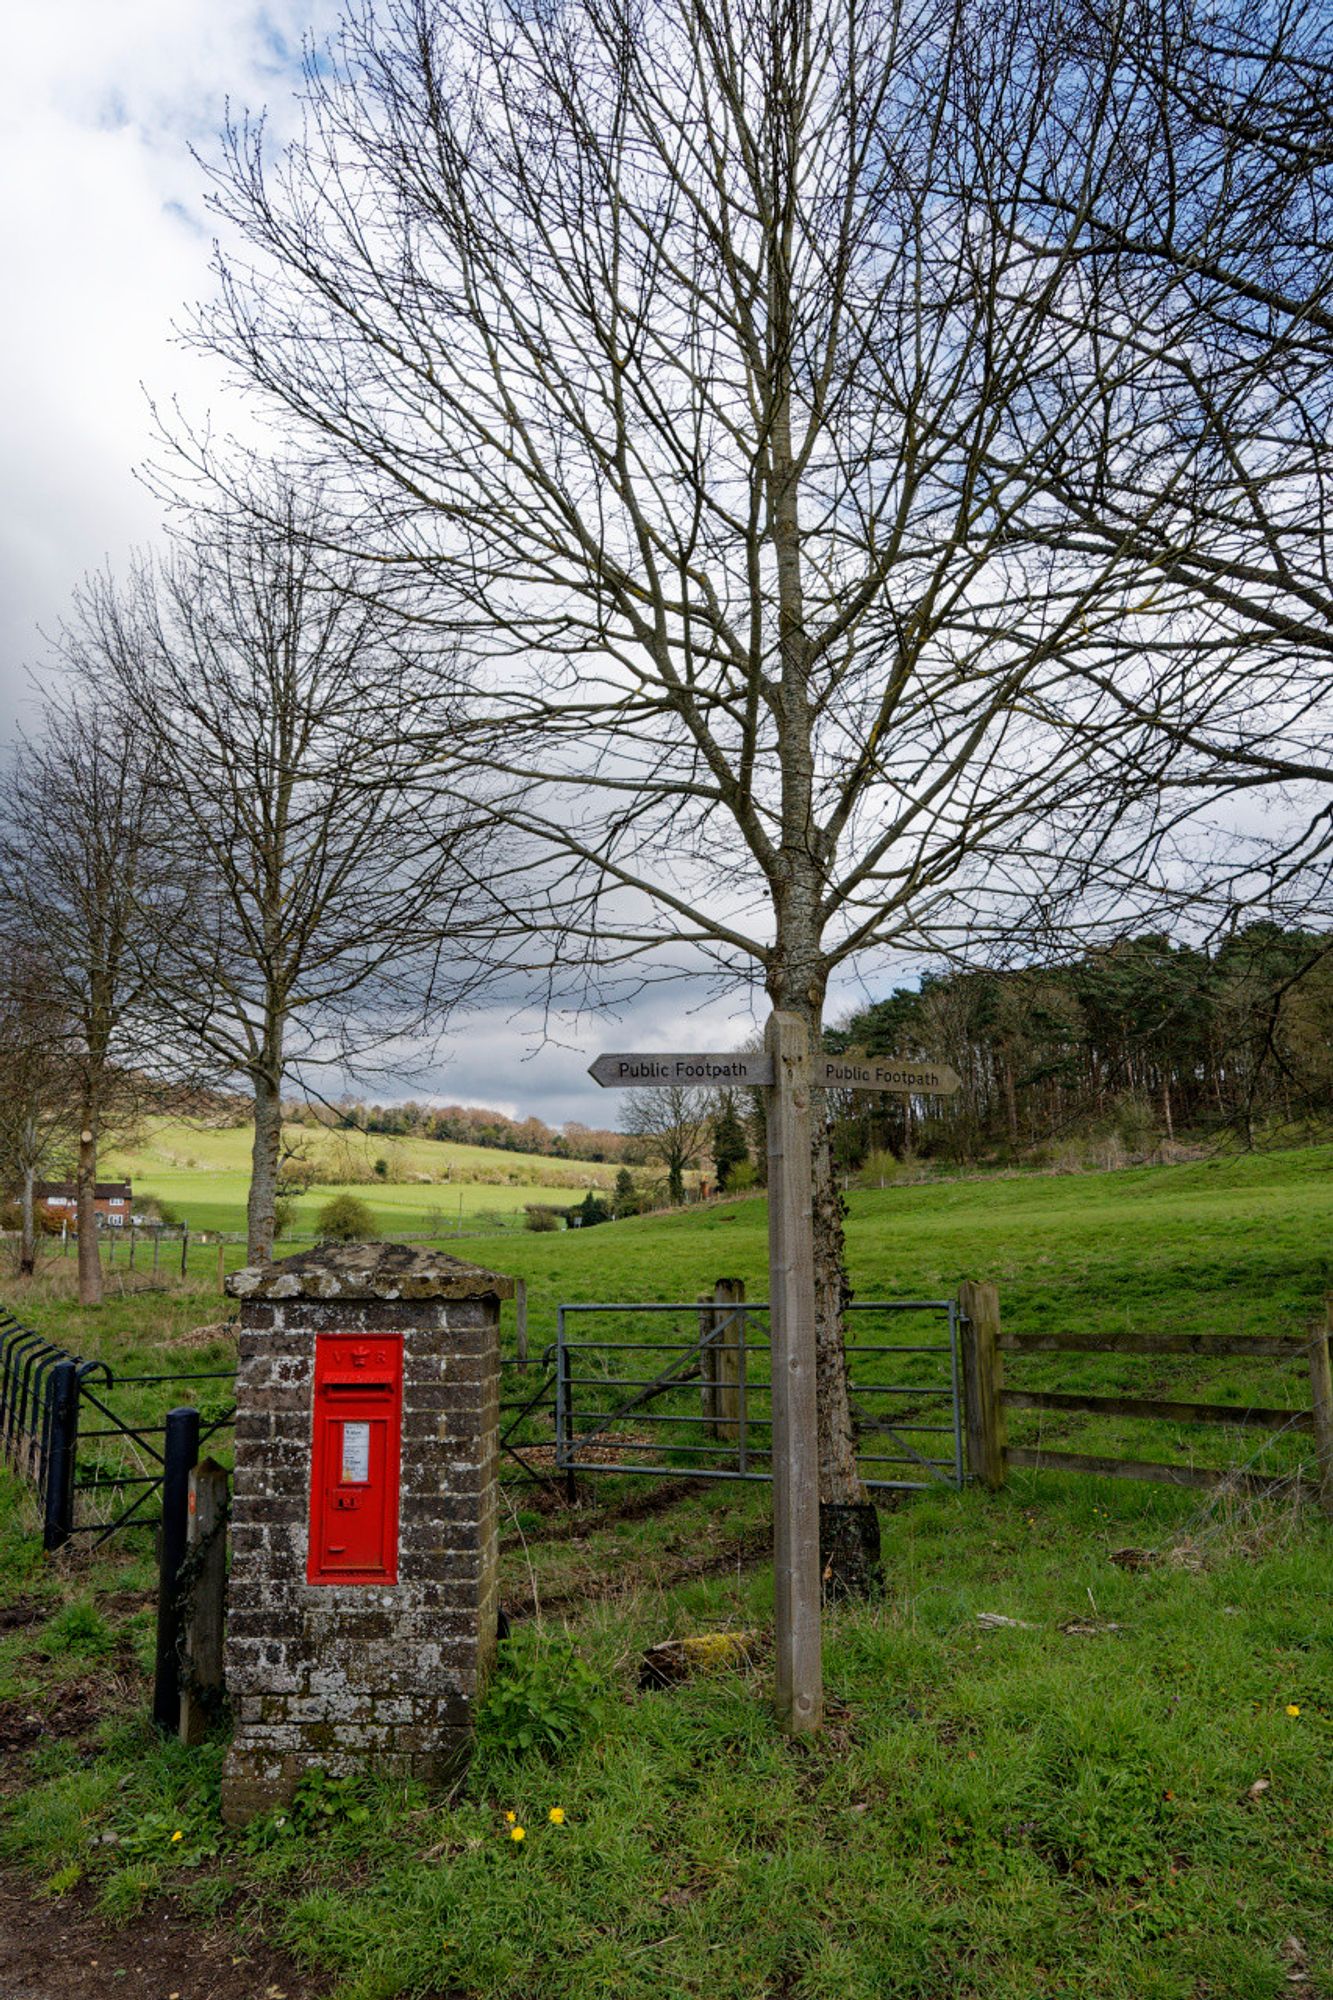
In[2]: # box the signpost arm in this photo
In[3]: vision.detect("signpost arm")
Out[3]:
[765,1011,823,1734]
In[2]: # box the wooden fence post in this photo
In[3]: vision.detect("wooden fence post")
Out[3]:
[1309,1301,1333,1521]
[698,1292,717,1430]
[958,1280,1006,1490]
[712,1278,744,1441]
[179,1458,229,1745]
[217,1240,226,1295]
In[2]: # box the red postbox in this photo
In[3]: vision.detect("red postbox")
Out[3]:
[308,1332,403,1585]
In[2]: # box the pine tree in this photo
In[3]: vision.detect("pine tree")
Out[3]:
[612,1167,639,1218]
[712,1093,750,1192]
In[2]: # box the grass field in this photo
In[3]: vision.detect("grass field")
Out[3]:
[100,1115,621,1234]
[1,1144,1331,1998]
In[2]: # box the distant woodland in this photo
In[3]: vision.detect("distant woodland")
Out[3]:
[276,924,1333,1186]
[828,924,1333,1171]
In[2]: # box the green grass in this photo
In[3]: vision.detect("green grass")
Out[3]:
[100,1114,620,1234]
[2,1143,1332,1997]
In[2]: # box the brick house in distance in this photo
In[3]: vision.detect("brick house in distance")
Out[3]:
[36,1181,134,1229]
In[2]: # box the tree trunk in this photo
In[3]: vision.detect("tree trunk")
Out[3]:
[763,140,879,1593]
[768,949,882,1598]
[19,1161,36,1278]
[76,1108,102,1307]
[247,1061,284,1264]
[1003,1058,1019,1148]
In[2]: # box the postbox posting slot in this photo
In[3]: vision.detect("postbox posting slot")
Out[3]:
[308,1333,403,1586]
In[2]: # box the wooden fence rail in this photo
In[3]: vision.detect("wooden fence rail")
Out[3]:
[957,1284,1333,1518]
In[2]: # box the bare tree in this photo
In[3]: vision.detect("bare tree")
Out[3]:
[621,1087,713,1206]
[192,0,1244,1582]
[0,954,80,1276]
[0,706,163,1305]
[68,477,487,1265]
[1004,0,1333,920]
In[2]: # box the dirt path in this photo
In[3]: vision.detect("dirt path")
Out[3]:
[0,1871,329,2000]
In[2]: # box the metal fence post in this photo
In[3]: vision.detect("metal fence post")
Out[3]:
[42,1360,79,1553]
[153,1405,201,1732]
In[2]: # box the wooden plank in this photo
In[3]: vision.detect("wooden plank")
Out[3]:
[179,1457,229,1747]
[1006,1445,1309,1496]
[958,1280,1006,1489]
[820,1054,960,1095]
[589,1052,774,1087]
[765,1011,822,1736]
[1001,1388,1314,1431]
[998,1331,1306,1358]
[1309,1305,1333,1521]
[586,1050,961,1094]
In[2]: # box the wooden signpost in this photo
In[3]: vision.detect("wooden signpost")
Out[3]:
[588,1050,960,1095]
[589,1016,959,1736]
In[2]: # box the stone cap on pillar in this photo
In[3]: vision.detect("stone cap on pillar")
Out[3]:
[226,1241,516,1303]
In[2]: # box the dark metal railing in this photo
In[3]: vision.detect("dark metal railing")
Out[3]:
[0,1308,234,1552]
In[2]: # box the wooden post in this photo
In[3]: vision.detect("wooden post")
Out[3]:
[179,1458,229,1745]
[958,1280,1006,1490]
[217,1239,226,1295]
[698,1292,718,1431]
[514,1277,528,1371]
[128,1227,136,1271]
[712,1278,744,1442]
[1309,1301,1333,1521]
[765,1011,823,1735]
[180,1225,189,1280]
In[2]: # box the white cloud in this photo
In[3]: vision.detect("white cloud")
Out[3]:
[0,1,341,724]
[0,2,924,1127]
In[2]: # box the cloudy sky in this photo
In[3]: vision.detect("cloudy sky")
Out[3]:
[0,1,837,1127]
[1,5,331,724]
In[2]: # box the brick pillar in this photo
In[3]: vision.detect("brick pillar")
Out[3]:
[219,1243,510,1826]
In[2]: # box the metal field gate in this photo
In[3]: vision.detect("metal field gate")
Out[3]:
[551,1298,964,1493]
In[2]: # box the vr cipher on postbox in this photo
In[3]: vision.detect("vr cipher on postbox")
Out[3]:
[308,1332,403,1584]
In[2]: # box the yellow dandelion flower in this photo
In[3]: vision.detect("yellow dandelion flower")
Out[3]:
[170,1831,183,1844]
[1286,1704,1301,1717]
[548,1807,566,1825]
[504,1811,517,1824]
[510,1825,526,1842]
